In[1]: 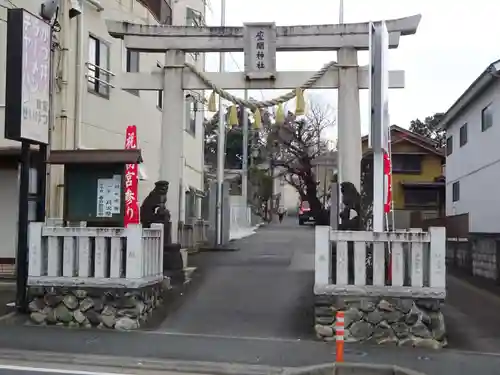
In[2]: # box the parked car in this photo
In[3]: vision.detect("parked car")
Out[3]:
[298,200,314,225]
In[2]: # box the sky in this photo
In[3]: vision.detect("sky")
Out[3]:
[203,0,500,140]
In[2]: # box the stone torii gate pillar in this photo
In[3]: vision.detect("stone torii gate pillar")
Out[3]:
[107,15,421,240]
[160,50,185,243]
[337,47,361,191]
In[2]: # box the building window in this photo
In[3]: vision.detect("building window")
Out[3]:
[185,189,197,221]
[160,0,172,25]
[125,50,140,96]
[157,62,162,109]
[137,0,172,25]
[186,7,202,61]
[391,154,422,174]
[87,35,111,97]
[186,7,202,27]
[459,123,467,147]
[446,136,453,156]
[185,95,196,136]
[157,90,163,110]
[452,181,460,202]
[481,104,493,132]
[404,188,439,208]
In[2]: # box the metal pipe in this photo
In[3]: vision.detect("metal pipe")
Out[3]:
[242,90,249,206]
[73,10,84,149]
[339,0,344,24]
[215,0,226,246]
[15,142,30,312]
[54,0,71,217]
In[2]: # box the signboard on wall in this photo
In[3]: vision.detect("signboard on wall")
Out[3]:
[4,9,52,144]
[96,175,121,218]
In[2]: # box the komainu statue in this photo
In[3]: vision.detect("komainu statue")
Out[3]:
[338,181,362,231]
[140,180,184,280]
[140,180,171,245]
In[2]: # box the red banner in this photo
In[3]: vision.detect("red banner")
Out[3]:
[383,151,392,214]
[124,125,139,226]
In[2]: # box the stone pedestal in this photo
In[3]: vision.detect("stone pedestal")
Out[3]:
[164,243,185,285]
[27,281,169,330]
[314,295,446,349]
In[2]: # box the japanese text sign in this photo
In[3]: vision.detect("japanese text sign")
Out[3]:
[5,9,51,144]
[96,175,121,218]
[124,125,139,226]
[243,22,277,80]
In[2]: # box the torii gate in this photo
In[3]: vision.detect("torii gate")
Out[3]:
[106,15,421,242]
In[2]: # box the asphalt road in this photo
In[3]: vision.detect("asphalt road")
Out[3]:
[159,217,316,339]
[444,272,500,352]
[0,326,500,375]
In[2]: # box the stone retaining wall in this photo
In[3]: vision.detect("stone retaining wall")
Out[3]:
[471,238,497,280]
[27,279,169,330]
[314,296,446,349]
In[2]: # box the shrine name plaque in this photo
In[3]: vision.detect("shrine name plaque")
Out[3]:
[243,22,277,80]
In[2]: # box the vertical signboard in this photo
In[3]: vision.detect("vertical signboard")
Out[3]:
[369,21,390,152]
[124,126,139,226]
[243,22,277,80]
[369,21,391,232]
[5,9,51,144]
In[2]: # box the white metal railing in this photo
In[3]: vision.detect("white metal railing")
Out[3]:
[85,61,116,88]
[314,226,446,299]
[28,223,164,288]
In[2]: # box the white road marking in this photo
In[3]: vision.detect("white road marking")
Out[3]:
[0,364,123,375]
[136,330,308,343]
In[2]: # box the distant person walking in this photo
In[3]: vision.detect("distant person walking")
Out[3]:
[277,207,286,223]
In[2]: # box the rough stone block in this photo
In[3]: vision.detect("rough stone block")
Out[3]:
[26,280,167,330]
[313,296,446,349]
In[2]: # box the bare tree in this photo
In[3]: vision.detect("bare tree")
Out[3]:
[267,99,336,225]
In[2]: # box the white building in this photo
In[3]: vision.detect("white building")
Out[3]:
[0,0,206,273]
[439,59,500,234]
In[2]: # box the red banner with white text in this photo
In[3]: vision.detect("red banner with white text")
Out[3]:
[124,125,139,226]
[383,150,392,214]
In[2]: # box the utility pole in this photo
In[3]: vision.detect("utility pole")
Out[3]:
[215,0,226,246]
[339,0,344,24]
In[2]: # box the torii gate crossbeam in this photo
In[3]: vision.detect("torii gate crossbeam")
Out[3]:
[107,15,420,52]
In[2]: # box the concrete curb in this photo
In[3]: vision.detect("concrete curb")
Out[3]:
[283,363,427,375]
[198,246,240,252]
[0,350,428,375]
[0,311,16,322]
[0,349,288,375]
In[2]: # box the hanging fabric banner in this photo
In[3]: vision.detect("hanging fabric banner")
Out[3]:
[383,150,392,214]
[124,125,139,226]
